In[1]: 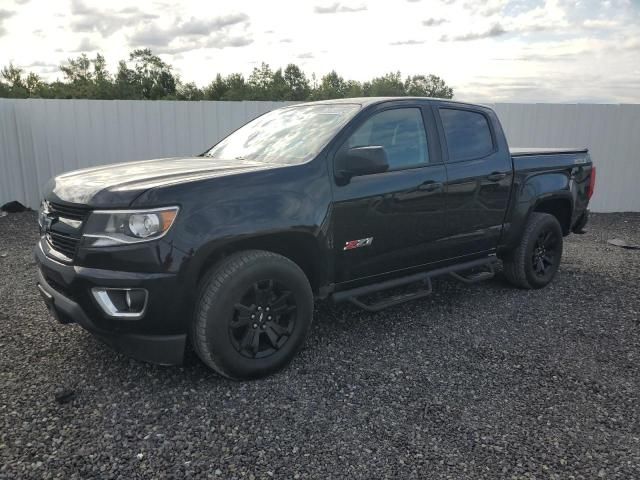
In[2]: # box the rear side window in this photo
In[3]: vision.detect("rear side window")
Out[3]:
[440,108,494,161]
[345,108,429,169]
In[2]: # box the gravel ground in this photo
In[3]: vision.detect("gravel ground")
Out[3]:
[1,211,639,479]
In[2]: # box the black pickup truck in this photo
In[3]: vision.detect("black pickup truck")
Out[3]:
[35,97,595,379]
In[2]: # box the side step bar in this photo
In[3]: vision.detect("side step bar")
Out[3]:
[331,256,497,312]
[449,262,495,284]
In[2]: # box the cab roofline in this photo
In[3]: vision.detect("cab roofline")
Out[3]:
[286,96,486,109]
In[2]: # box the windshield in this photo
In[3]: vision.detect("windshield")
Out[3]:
[204,104,360,164]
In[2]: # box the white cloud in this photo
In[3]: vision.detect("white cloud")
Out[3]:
[0,8,15,36]
[73,37,100,52]
[390,39,426,46]
[582,19,618,28]
[441,23,507,41]
[423,18,448,26]
[313,3,367,14]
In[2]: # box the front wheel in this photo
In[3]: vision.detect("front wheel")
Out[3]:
[503,212,564,289]
[191,250,314,380]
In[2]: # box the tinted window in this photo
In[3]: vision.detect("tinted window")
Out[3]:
[345,108,429,169]
[440,108,494,161]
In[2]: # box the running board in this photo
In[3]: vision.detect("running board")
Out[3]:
[449,262,495,284]
[331,256,497,312]
[348,278,433,312]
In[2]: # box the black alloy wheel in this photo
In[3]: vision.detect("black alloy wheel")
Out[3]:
[230,280,297,359]
[531,229,559,277]
[191,250,314,379]
[502,212,564,289]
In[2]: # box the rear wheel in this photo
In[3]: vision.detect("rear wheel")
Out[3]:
[191,250,314,379]
[503,212,563,289]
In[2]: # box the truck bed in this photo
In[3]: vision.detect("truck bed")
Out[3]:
[510,147,588,157]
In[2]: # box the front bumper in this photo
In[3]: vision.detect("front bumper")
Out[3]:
[35,242,187,365]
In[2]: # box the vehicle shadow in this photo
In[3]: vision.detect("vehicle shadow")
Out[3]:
[66,260,598,392]
[67,272,501,386]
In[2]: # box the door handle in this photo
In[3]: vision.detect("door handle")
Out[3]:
[419,182,443,192]
[487,172,506,182]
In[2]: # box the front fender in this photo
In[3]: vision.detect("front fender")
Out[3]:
[137,160,333,295]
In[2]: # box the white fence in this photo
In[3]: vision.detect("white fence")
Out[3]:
[488,103,640,213]
[1,99,638,212]
[0,99,294,211]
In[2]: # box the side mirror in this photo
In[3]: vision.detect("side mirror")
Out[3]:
[335,146,389,182]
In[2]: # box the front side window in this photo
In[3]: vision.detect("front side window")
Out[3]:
[440,108,494,161]
[205,104,360,164]
[344,108,429,170]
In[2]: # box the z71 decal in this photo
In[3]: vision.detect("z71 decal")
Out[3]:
[343,237,374,251]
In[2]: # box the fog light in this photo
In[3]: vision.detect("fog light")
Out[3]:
[125,290,147,311]
[92,288,148,319]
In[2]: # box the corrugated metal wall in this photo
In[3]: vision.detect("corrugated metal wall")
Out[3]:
[487,103,640,213]
[0,99,294,211]
[1,99,638,212]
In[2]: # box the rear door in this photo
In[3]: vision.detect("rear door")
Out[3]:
[330,101,448,284]
[434,103,512,257]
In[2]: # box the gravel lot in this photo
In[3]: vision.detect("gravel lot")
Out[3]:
[1,211,639,479]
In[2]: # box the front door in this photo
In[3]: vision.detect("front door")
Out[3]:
[331,103,448,284]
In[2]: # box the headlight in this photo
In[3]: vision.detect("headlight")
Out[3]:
[82,207,179,247]
[38,200,49,231]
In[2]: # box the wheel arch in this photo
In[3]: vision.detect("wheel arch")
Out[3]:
[532,196,573,235]
[193,231,328,295]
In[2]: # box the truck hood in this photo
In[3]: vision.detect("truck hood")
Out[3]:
[46,156,280,207]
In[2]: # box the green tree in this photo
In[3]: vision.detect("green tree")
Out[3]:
[91,54,116,99]
[224,74,249,100]
[345,79,364,97]
[25,72,45,96]
[128,49,177,100]
[1,63,28,97]
[176,82,204,101]
[248,62,274,100]
[0,49,455,101]
[60,54,93,84]
[204,73,248,100]
[93,54,109,82]
[204,73,228,100]
[115,60,140,99]
[313,70,348,99]
[283,64,310,100]
[367,72,406,96]
[58,53,115,98]
[404,74,453,98]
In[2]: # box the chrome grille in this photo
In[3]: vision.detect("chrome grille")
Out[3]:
[47,232,79,258]
[43,201,91,260]
[48,201,90,221]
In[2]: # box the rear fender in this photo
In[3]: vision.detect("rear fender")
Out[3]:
[499,172,573,253]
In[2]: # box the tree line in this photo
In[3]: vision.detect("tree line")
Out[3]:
[0,49,454,101]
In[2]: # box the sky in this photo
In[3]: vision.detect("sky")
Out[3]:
[0,0,639,103]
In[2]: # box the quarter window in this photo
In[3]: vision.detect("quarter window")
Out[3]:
[440,108,494,161]
[344,108,429,169]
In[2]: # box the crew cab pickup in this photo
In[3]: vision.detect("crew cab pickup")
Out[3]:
[35,97,595,379]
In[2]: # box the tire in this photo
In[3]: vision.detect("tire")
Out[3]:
[191,250,314,380]
[502,212,564,289]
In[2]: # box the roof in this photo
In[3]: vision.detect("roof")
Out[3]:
[292,97,486,109]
